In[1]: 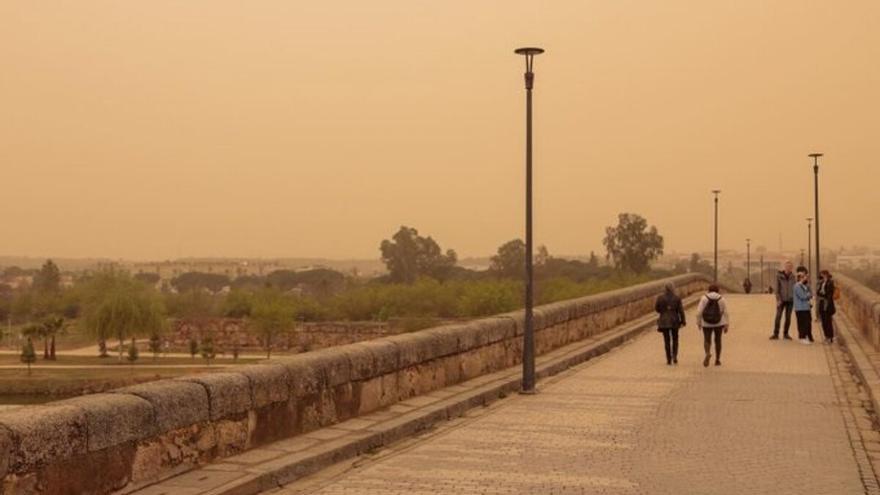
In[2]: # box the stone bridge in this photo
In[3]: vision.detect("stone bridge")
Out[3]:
[3,274,880,494]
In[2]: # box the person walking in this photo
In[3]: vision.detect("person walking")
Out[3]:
[794,270,814,344]
[696,284,729,367]
[770,261,796,340]
[817,270,837,344]
[655,283,686,365]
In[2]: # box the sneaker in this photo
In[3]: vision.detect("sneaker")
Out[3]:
[769,335,779,340]
[715,360,721,366]
[800,339,812,345]
[703,354,711,367]
[783,335,793,340]
[673,358,678,365]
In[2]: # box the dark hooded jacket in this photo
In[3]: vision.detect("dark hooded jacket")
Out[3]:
[655,290,686,330]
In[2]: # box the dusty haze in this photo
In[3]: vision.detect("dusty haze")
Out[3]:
[2,1,878,260]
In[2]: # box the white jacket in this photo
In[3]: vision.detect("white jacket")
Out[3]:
[696,292,729,328]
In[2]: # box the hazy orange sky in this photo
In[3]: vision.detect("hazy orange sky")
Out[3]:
[2,1,878,261]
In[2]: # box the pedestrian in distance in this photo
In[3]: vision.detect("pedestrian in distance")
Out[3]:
[770,261,796,340]
[655,283,687,366]
[817,270,838,344]
[697,284,729,367]
[794,270,814,344]
[743,277,753,294]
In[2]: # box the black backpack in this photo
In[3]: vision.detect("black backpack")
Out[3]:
[703,296,723,325]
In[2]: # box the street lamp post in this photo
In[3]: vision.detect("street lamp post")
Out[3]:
[712,190,721,282]
[515,46,543,394]
[760,254,765,291]
[746,238,751,292]
[806,217,813,277]
[809,153,823,281]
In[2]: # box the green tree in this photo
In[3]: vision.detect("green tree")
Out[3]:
[222,289,254,318]
[20,338,36,376]
[490,239,526,279]
[170,272,230,294]
[200,335,216,366]
[189,338,199,360]
[32,260,61,294]
[79,269,166,361]
[250,289,294,358]
[134,272,161,286]
[148,333,162,362]
[380,226,457,283]
[127,337,139,365]
[602,213,664,274]
[688,253,714,276]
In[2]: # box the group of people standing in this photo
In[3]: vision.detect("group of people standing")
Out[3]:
[654,260,839,366]
[770,260,838,344]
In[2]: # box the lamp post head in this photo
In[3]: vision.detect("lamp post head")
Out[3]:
[515,47,544,90]
[809,153,823,170]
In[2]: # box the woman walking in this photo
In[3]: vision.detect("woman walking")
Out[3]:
[655,283,686,365]
[817,270,837,344]
[794,271,814,344]
[696,284,729,367]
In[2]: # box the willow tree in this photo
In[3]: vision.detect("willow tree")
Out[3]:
[250,289,294,359]
[79,269,166,361]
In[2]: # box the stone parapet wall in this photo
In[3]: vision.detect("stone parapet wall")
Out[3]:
[0,274,710,494]
[837,273,880,349]
[171,319,396,353]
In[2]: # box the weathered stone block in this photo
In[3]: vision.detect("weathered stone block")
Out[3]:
[238,362,290,408]
[250,399,297,446]
[113,380,209,432]
[180,372,252,420]
[286,348,351,389]
[55,393,155,452]
[343,340,400,381]
[0,404,87,474]
[389,333,442,368]
[0,424,12,479]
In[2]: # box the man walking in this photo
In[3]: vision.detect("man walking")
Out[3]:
[770,261,796,340]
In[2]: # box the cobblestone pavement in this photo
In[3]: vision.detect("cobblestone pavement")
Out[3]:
[275,295,878,495]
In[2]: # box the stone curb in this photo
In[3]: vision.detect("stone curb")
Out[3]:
[139,296,699,495]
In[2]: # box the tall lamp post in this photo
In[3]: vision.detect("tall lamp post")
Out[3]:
[515,46,543,394]
[806,217,813,276]
[809,153,823,280]
[760,254,765,291]
[712,190,721,282]
[746,238,751,292]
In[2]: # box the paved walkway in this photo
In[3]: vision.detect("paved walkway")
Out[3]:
[275,295,876,495]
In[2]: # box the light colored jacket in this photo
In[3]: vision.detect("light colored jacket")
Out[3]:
[794,282,812,312]
[696,292,729,328]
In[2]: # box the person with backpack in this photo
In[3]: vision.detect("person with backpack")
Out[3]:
[817,270,838,344]
[794,270,814,344]
[770,261,796,340]
[655,283,687,365]
[697,284,729,367]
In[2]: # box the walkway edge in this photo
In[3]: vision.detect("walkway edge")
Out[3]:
[141,296,699,495]
[835,312,880,416]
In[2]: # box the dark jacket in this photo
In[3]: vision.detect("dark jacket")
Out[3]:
[655,292,686,330]
[776,271,796,303]
[817,279,837,316]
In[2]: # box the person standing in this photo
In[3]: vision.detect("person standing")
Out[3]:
[794,270,814,344]
[655,283,687,365]
[817,270,837,344]
[697,284,729,367]
[770,261,796,340]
